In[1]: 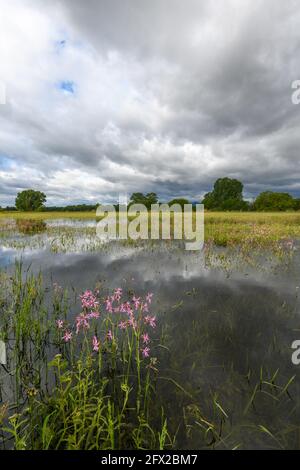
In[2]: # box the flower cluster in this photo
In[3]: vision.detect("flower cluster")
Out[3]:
[102,288,156,357]
[56,287,156,359]
[79,290,99,310]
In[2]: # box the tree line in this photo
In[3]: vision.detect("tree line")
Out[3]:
[1,179,300,212]
[128,181,300,211]
[202,178,300,211]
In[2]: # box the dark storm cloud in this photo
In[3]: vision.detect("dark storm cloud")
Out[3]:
[1,0,300,205]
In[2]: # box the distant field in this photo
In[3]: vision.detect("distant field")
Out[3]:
[1,210,300,220]
[0,211,97,219]
[1,210,300,246]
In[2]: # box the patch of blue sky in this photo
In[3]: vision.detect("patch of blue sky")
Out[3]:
[57,80,76,95]
[0,156,14,170]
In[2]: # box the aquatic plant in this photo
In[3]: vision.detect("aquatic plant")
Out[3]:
[0,270,170,449]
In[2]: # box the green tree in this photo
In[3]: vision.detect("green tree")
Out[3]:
[129,192,158,210]
[294,198,300,211]
[202,177,247,210]
[168,198,190,209]
[15,189,46,212]
[253,191,296,211]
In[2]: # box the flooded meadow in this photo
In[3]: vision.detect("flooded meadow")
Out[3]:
[0,215,300,449]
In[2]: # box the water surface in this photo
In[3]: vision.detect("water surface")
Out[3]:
[1,217,300,449]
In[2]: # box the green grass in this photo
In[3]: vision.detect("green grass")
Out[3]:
[204,212,300,246]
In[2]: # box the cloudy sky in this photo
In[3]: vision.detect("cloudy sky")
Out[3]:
[0,0,300,206]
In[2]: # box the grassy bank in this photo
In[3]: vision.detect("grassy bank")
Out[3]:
[0,211,97,220]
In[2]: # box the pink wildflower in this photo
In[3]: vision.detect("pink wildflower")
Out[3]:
[141,302,149,313]
[120,301,131,314]
[146,293,153,304]
[106,330,113,341]
[80,290,99,310]
[128,315,137,329]
[75,314,90,334]
[132,295,141,310]
[118,320,128,330]
[144,315,156,329]
[56,319,64,329]
[62,330,72,342]
[87,311,100,319]
[141,347,150,358]
[105,297,113,313]
[92,335,100,352]
[113,288,122,302]
[141,333,150,345]
[126,307,134,317]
